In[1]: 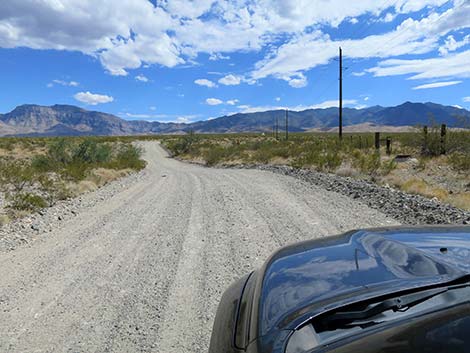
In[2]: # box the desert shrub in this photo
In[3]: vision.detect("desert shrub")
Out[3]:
[109,144,146,170]
[381,159,397,175]
[47,138,73,165]
[72,139,111,164]
[352,150,381,175]
[416,157,429,171]
[311,151,342,172]
[0,159,36,192]
[7,192,47,211]
[37,174,71,202]
[447,131,470,154]
[448,152,470,171]
[204,146,228,166]
[62,160,89,181]
[31,155,54,172]
[168,133,198,155]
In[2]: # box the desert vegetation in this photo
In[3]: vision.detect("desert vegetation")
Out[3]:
[0,136,146,223]
[162,129,470,210]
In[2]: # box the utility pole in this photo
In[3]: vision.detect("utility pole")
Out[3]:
[285,109,288,140]
[339,46,343,141]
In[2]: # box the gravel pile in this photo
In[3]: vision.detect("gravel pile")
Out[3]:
[233,164,470,225]
[0,169,146,252]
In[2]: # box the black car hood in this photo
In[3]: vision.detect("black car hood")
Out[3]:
[257,226,470,337]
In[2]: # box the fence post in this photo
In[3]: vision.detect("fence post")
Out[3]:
[386,137,392,155]
[423,125,428,154]
[375,132,380,150]
[440,124,446,155]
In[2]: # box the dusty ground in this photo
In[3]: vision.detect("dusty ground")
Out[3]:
[0,142,398,353]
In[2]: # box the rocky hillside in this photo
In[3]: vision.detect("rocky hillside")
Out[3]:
[0,102,468,136]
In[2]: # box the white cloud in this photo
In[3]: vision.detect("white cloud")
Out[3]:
[0,0,467,82]
[364,96,370,101]
[49,79,79,87]
[382,12,397,23]
[412,80,462,89]
[209,53,230,61]
[195,78,217,88]
[306,99,358,109]
[124,113,168,119]
[176,116,191,123]
[149,106,157,111]
[275,97,281,102]
[463,97,470,102]
[74,91,114,105]
[135,74,149,82]
[352,71,366,77]
[439,34,470,55]
[206,98,224,105]
[237,99,358,113]
[121,112,199,122]
[218,74,242,86]
[226,99,239,105]
[287,73,307,88]
[251,1,470,82]
[368,50,470,79]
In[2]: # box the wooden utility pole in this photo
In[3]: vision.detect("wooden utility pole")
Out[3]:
[339,47,343,140]
[285,109,289,140]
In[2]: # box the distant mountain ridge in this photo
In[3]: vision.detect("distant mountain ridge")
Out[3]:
[0,102,469,137]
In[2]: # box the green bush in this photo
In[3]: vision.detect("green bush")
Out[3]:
[7,192,47,211]
[31,155,54,172]
[352,151,381,175]
[204,146,227,166]
[0,160,36,192]
[72,139,111,164]
[109,144,146,170]
[48,138,72,165]
[169,133,198,155]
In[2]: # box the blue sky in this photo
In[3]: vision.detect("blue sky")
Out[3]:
[0,0,469,123]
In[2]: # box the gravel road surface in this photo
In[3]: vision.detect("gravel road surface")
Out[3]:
[0,142,398,353]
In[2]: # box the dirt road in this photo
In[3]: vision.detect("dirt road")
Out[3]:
[0,142,398,353]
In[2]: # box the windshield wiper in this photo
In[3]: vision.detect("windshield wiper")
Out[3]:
[318,283,468,331]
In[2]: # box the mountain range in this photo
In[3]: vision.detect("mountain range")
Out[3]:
[0,102,469,137]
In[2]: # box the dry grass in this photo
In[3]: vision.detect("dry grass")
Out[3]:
[400,178,449,201]
[0,214,10,226]
[0,146,47,160]
[88,168,130,187]
[67,168,130,196]
[336,163,360,178]
[68,180,98,195]
[448,192,470,211]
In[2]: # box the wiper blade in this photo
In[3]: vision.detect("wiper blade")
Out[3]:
[321,287,449,329]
